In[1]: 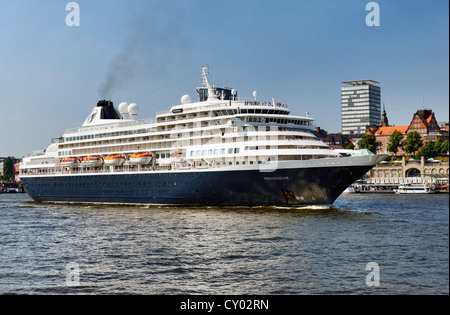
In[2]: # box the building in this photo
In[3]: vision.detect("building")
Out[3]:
[408,109,442,143]
[380,104,389,127]
[313,127,352,149]
[438,121,449,132]
[0,157,19,179]
[367,156,449,187]
[365,109,448,155]
[341,80,381,136]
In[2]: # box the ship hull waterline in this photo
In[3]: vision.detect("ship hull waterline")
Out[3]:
[21,157,381,207]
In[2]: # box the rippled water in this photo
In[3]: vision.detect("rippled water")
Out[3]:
[0,193,448,295]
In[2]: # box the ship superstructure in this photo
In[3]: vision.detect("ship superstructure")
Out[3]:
[19,67,385,206]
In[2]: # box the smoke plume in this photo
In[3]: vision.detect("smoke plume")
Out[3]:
[98,2,190,99]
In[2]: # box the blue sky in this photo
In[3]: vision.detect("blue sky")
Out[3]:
[1,0,448,157]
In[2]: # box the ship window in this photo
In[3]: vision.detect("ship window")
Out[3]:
[214,149,219,155]
[228,148,233,154]
[234,148,240,154]
[221,149,226,154]
[196,150,201,156]
[202,150,206,156]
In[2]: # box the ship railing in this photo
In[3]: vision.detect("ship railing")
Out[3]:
[367,178,437,185]
[156,100,289,117]
[65,117,157,135]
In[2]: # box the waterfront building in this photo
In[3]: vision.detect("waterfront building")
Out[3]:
[367,156,449,187]
[341,80,381,136]
[366,109,448,155]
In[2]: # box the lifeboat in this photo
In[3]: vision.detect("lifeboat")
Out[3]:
[130,152,153,165]
[104,154,125,166]
[59,157,79,168]
[81,155,103,167]
[170,151,183,158]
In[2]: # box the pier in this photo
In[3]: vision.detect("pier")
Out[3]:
[352,156,449,193]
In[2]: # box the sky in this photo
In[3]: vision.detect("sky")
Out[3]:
[0,0,448,157]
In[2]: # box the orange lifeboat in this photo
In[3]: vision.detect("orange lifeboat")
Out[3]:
[170,151,183,158]
[130,152,153,165]
[59,157,79,168]
[104,154,125,166]
[81,155,103,167]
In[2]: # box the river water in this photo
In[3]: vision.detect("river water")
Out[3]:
[0,193,448,295]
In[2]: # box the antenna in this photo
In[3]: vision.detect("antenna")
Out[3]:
[201,66,209,87]
[201,66,218,100]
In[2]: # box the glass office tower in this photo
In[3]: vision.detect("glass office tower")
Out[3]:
[341,80,381,136]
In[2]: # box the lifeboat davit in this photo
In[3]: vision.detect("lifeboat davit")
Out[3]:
[59,157,79,168]
[130,152,153,165]
[104,154,125,166]
[81,156,103,167]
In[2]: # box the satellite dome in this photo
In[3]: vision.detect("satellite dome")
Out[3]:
[181,95,192,105]
[128,103,139,116]
[118,102,129,115]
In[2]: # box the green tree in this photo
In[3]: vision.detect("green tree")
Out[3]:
[359,134,380,154]
[417,140,436,159]
[346,142,355,150]
[402,131,423,156]
[434,138,443,155]
[2,157,14,180]
[440,140,449,155]
[386,131,404,154]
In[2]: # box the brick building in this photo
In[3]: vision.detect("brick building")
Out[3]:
[365,109,448,155]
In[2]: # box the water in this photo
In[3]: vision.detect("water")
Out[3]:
[0,193,448,295]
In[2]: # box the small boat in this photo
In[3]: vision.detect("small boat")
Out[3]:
[59,157,79,168]
[104,154,125,166]
[394,183,435,194]
[130,152,153,165]
[342,186,356,194]
[81,156,103,167]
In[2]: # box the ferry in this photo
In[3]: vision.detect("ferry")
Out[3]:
[19,67,386,206]
[394,183,435,194]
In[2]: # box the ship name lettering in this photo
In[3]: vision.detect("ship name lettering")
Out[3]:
[264,176,289,181]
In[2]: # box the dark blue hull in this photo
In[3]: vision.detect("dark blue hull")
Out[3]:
[21,165,373,206]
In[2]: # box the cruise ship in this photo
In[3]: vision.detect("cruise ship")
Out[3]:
[19,67,386,207]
